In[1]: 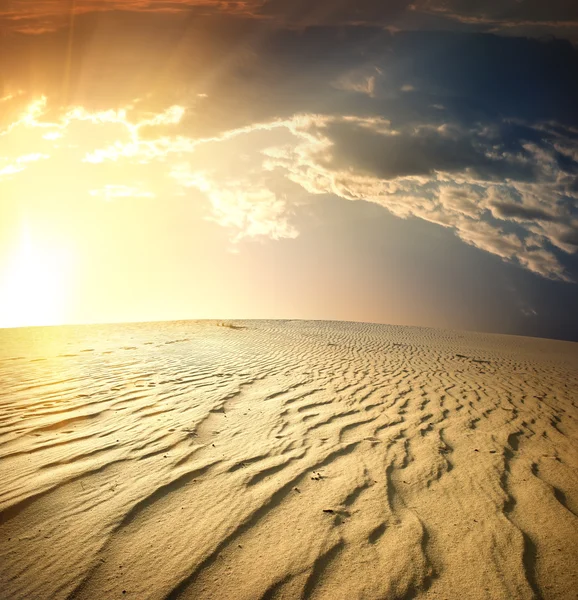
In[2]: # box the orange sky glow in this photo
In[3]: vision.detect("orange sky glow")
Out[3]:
[1,1,577,339]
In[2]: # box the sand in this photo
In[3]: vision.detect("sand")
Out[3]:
[0,320,577,600]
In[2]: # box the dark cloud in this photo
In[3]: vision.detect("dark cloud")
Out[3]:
[414,0,578,25]
[0,1,253,34]
[556,225,578,247]
[208,29,578,136]
[2,0,577,39]
[323,122,487,179]
[316,120,538,182]
[3,9,578,131]
[257,108,577,280]
[256,0,410,26]
[489,202,559,222]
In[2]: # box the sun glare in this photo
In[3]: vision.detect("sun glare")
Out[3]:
[0,226,73,328]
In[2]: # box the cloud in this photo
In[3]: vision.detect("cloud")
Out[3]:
[0,1,254,34]
[0,96,185,213]
[171,166,298,240]
[0,93,296,241]
[530,221,578,254]
[412,0,578,38]
[0,152,49,179]
[137,29,578,143]
[255,0,411,26]
[3,0,577,39]
[332,67,380,97]
[2,86,577,281]
[453,218,524,260]
[0,0,413,34]
[489,201,558,223]
[0,95,190,165]
[258,113,577,280]
[312,119,538,182]
[438,187,483,218]
[517,248,571,281]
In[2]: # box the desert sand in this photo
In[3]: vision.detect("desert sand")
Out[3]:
[0,320,577,600]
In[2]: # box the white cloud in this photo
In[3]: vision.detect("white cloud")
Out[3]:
[332,67,381,97]
[2,96,576,280]
[0,152,49,179]
[171,167,298,241]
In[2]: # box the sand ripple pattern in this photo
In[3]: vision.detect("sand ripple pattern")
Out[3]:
[0,320,577,599]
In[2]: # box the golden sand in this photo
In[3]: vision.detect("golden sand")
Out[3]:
[1,320,577,599]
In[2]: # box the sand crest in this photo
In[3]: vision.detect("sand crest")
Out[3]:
[0,320,577,599]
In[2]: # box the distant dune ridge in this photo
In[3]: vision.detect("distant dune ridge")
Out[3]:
[0,320,577,599]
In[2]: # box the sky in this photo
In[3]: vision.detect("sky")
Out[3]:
[1,1,578,340]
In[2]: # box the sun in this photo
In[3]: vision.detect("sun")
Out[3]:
[0,225,73,328]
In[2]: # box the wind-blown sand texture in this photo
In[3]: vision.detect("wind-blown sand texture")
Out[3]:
[1,320,577,600]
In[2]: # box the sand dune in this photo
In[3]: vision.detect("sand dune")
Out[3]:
[0,320,577,599]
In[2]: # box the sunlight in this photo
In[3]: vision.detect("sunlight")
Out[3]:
[0,226,73,328]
